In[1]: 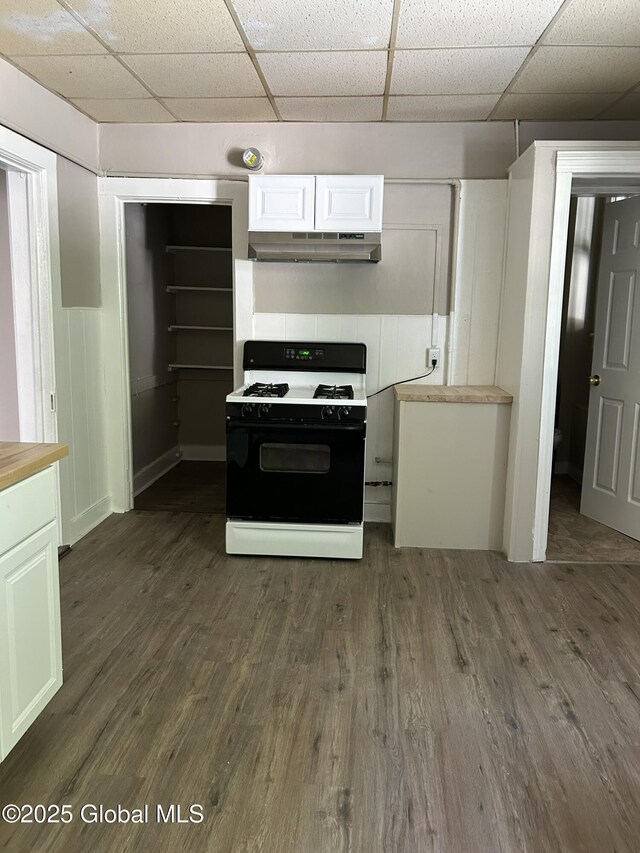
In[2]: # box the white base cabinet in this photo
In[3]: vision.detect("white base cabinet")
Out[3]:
[0,466,62,762]
[392,395,512,550]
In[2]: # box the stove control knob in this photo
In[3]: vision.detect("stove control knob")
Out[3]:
[259,403,272,417]
[321,406,335,419]
[241,403,256,417]
[338,406,352,419]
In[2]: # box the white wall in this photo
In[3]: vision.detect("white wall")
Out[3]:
[495,147,540,560]
[0,57,98,172]
[100,121,516,179]
[52,157,109,543]
[54,308,110,543]
[450,180,509,385]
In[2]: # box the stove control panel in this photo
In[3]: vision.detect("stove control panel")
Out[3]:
[240,402,273,418]
[284,347,325,363]
[227,402,366,424]
[321,406,352,420]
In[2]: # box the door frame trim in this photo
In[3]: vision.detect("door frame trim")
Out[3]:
[507,144,640,561]
[98,177,252,512]
[0,125,58,445]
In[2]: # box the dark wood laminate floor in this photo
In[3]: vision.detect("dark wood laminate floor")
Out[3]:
[547,474,640,562]
[2,513,640,852]
[134,461,225,513]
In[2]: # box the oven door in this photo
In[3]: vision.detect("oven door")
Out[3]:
[226,419,365,524]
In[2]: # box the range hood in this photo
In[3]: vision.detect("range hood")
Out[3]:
[248,231,382,263]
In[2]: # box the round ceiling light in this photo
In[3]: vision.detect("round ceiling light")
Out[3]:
[242,148,264,170]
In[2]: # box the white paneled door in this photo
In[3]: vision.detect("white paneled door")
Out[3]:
[581,196,640,539]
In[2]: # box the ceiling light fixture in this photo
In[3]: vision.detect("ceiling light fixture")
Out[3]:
[242,147,264,170]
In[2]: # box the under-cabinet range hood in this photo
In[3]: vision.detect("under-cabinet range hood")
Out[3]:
[248,231,382,263]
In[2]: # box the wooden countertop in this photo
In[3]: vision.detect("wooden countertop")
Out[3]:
[0,442,69,491]
[394,384,513,403]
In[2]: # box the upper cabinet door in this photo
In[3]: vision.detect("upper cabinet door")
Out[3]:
[249,175,316,232]
[315,175,384,232]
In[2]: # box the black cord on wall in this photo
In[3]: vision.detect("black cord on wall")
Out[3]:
[366,361,437,399]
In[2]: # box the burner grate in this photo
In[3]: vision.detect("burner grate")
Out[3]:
[243,382,290,398]
[313,384,354,400]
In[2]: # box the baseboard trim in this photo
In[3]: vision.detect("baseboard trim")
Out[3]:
[67,495,112,545]
[181,444,226,462]
[133,446,181,496]
[365,502,391,523]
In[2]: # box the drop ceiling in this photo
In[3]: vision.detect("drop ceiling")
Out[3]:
[1,0,639,123]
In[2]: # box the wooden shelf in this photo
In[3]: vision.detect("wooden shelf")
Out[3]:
[166,245,232,253]
[168,364,233,371]
[166,286,232,293]
[169,325,233,332]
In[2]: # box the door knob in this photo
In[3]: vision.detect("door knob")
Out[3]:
[589,374,601,386]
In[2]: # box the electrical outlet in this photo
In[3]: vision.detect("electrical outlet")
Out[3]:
[428,347,441,367]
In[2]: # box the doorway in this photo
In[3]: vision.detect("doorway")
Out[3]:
[123,202,233,514]
[547,190,640,562]
[0,157,56,446]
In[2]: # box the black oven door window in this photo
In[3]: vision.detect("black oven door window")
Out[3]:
[260,443,330,474]
[227,422,365,523]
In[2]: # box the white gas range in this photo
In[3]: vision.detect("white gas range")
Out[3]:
[225,341,367,560]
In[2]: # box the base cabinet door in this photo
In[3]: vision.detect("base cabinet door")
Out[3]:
[0,522,62,760]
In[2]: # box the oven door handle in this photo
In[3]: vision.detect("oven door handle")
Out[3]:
[226,419,365,434]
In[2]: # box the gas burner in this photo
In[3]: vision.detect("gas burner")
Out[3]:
[313,384,354,400]
[243,382,289,398]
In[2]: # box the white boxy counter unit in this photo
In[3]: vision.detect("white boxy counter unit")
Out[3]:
[392,386,512,550]
[0,442,68,762]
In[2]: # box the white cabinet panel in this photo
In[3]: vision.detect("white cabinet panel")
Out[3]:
[315,175,384,232]
[249,175,315,232]
[0,467,56,555]
[0,522,62,760]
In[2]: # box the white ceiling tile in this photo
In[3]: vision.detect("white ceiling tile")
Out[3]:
[258,51,388,96]
[596,93,640,120]
[277,96,383,121]
[64,0,243,53]
[13,54,149,97]
[71,98,175,122]
[0,0,105,55]
[387,94,500,121]
[512,46,640,93]
[232,0,394,50]
[493,93,621,120]
[396,0,564,47]
[124,54,265,98]
[391,48,529,95]
[165,97,277,121]
[544,0,640,46]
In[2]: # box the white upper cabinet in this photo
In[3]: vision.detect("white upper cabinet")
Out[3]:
[315,175,384,232]
[248,175,384,233]
[248,175,316,232]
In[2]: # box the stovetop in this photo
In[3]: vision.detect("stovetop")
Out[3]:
[314,384,354,400]
[243,382,290,398]
[228,381,366,407]
[228,341,368,410]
